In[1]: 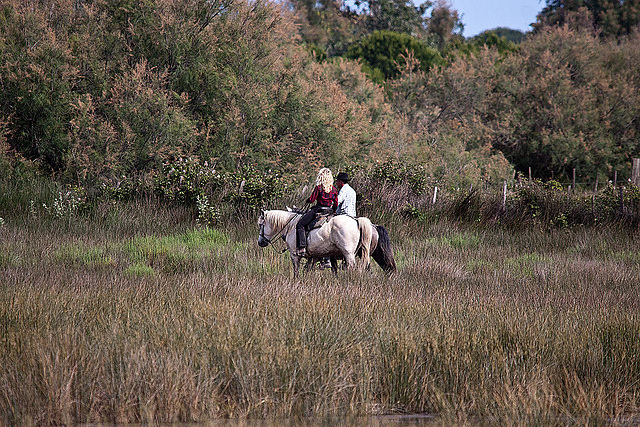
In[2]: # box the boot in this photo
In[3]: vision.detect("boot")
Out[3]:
[296,227,307,256]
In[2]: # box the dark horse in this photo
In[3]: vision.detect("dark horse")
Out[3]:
[364,223,397,274]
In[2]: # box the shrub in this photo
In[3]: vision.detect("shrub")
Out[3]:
[597,184,640,228]
[345,30,444,81]
[228,165,288,209]
[196,195,221,227]
[348,159,430,196]
[152,158,288,218]
[99,175,140,202]
[154,157,223,205]
[43,185,87,219]
[343,160,435,222]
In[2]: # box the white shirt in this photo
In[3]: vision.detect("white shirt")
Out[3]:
[337,183,357,217]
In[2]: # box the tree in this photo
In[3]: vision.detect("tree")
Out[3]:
[390,24,640,182]
[535,0,640,39]
[469,31,519,55]
[345,30,444,82]
[490,26,628,179]
[354,0,432,37]
[387,47,514,185]
[0,0,399,184]
[286,0,362,57]
[445,30,518,60]
[479,27,528,44]
[0,0,77,172]
[425,0,464,50]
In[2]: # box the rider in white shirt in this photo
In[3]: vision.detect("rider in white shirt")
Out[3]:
[319,171,356,269]
[335,172,356,217]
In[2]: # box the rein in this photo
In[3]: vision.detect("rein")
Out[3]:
[260,213,300,249]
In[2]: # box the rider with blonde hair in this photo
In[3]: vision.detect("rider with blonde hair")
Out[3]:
[296,168,338,256]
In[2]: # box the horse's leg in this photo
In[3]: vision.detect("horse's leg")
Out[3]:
[343,252,356,270]
[291,255,302,278]
[330,257,338,274]
[305,258,316,272]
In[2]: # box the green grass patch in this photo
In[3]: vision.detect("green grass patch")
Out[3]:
[503,253,550,278]
[428,231,481,249]
[609,250,640,266]
[0,249,16,268]
[123,227,230,274]
[124,227,228,259]
[53,244,115,268]
[125,262,156,277]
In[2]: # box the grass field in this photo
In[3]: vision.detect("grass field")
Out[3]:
[1,198,640,425]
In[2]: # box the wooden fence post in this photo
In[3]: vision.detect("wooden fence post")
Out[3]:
[632,158,640,187]
[572,169,576,195]
[502,180,507,210]
[432,186,438,206]
[614,171,617,188]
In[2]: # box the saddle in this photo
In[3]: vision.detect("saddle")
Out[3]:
[308,207,334,231]
[292,206,334,255]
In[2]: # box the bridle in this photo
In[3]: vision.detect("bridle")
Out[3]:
[258,212,299,248]
[258,223,274,246]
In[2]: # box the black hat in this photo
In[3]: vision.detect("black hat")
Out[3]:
[336,172,350,183]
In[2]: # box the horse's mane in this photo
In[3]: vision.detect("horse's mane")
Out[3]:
[265,210,299,231]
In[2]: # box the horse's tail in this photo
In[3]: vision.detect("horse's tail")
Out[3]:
[372,224,397,274]
[356,217,372,271]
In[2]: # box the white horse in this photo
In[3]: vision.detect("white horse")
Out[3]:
[258,209,372,277]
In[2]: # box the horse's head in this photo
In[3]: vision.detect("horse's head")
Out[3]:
[257,210,270,247]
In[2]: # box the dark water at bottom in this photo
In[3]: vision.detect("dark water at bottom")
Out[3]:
[199,414,439,426]
[86,414,442,426]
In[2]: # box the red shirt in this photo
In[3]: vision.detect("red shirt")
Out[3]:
[307,185,338,211]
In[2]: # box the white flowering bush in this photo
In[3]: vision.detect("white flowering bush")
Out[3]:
[100,175,137,201]
[154,157,224,204]
[196,194,221,226]
[228,165,287,209]
[43,186,87,219]
[153,158,288,214]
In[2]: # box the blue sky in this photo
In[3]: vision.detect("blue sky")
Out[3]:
[450,0,545,37]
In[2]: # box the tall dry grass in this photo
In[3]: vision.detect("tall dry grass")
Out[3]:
[1,197,640,425]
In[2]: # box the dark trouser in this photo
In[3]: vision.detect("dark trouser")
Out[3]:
[297,206,323,248]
